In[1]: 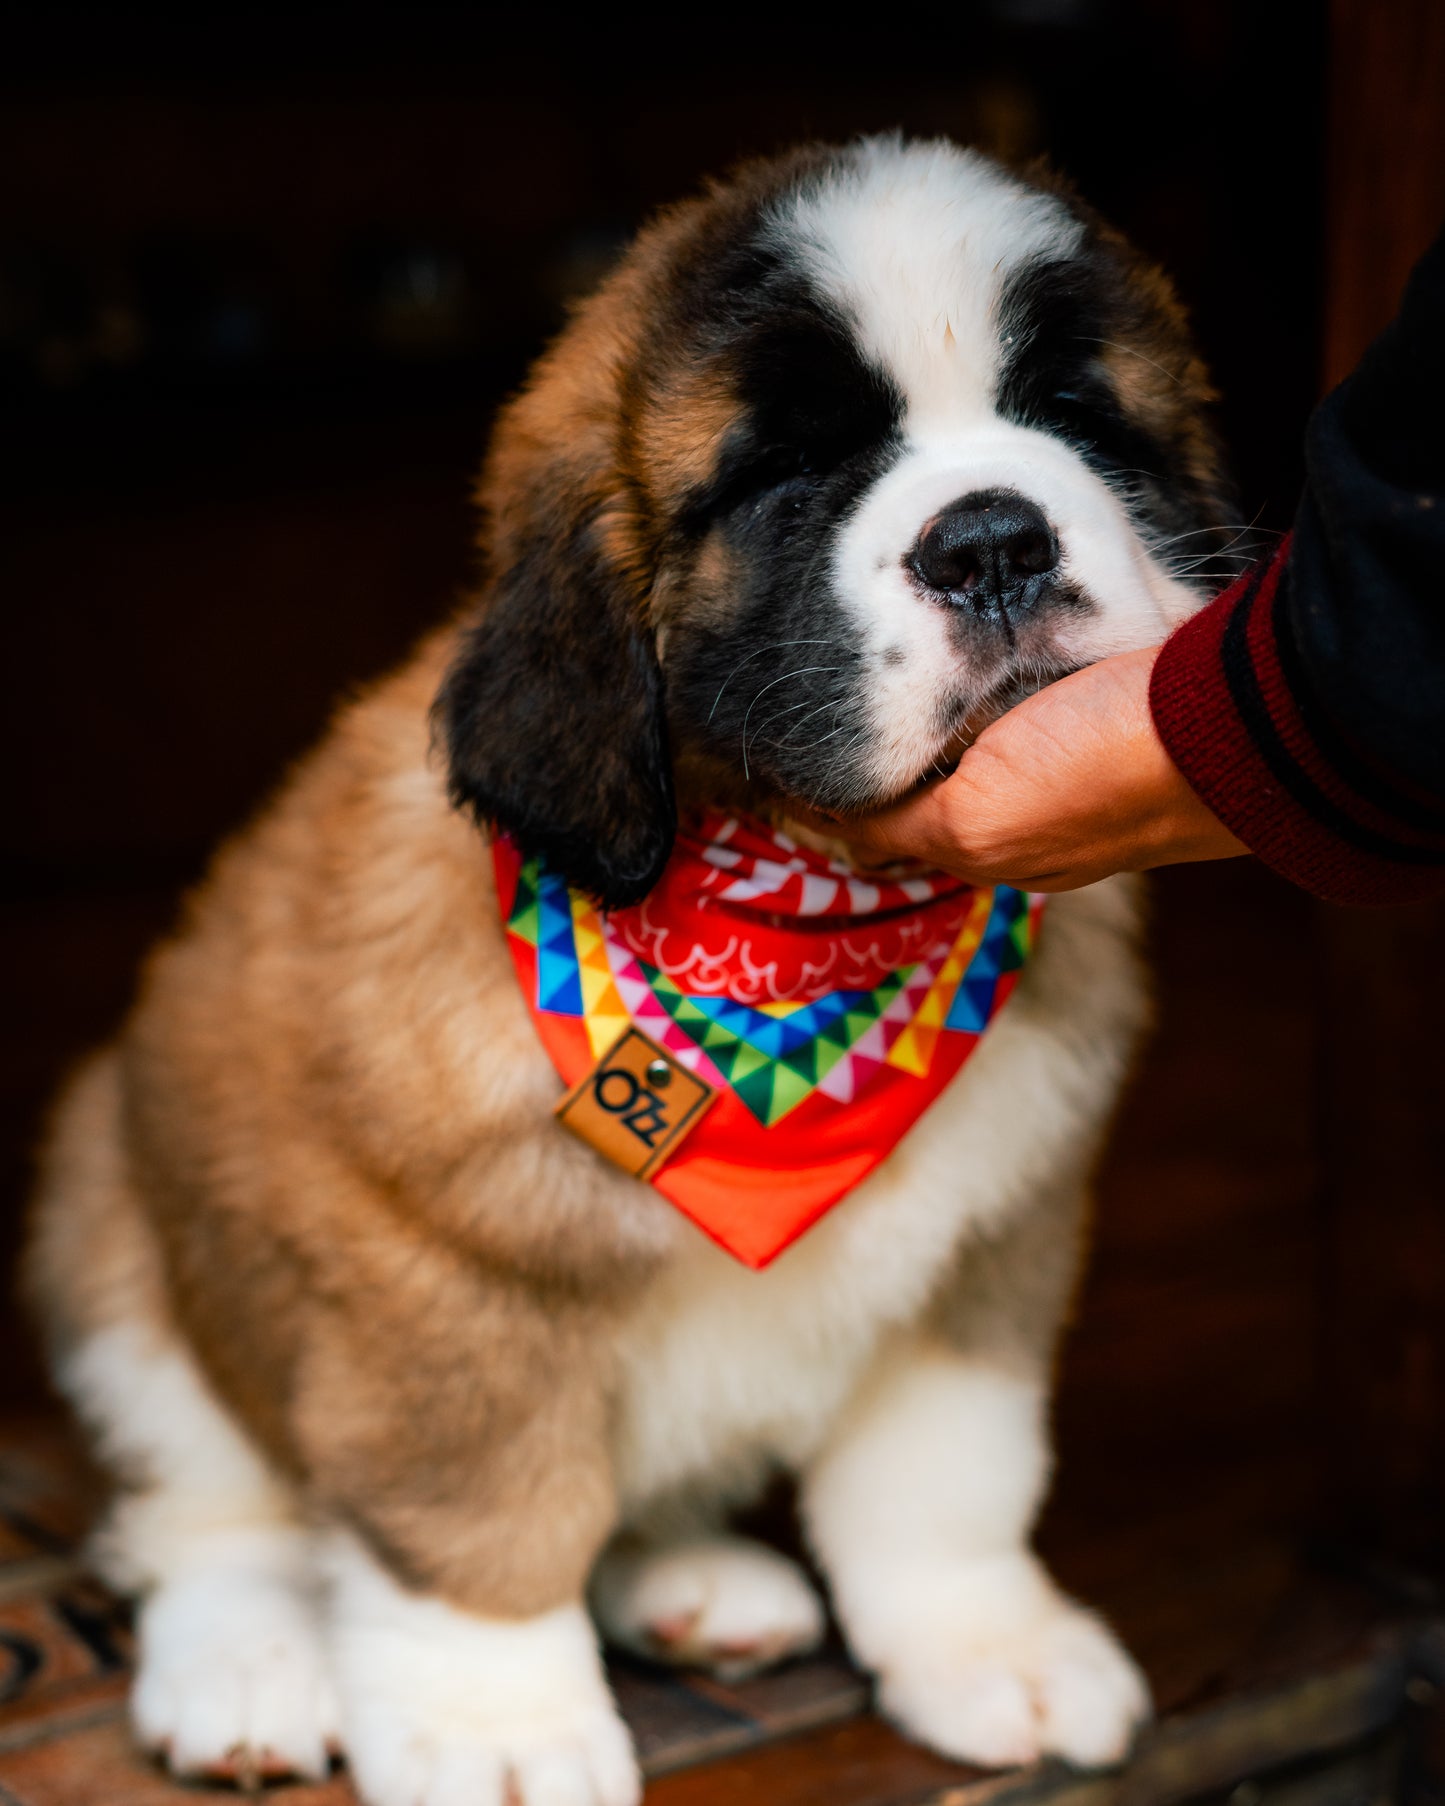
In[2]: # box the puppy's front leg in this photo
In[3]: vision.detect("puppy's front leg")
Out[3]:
[803,1338,1147,1771]
[295,1289,639,1806]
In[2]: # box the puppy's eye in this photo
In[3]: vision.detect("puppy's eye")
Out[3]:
[1043,387,1150,478]
[693,448,818,525]
[758,472,815,516]
[748,449,817,497]
[1048,385,1103,422]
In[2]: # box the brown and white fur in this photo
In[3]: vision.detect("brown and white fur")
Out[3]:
[26,137,1237,1806]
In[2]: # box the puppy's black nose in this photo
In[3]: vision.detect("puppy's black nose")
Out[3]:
[909,489,1059,618]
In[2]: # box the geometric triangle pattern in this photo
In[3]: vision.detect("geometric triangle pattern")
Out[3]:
[943,886,1031,1035]
[507,857,1033,1129]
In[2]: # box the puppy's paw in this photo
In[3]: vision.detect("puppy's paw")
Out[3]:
[869,1558,1149,1771]
[327,1536,639,1806]
[344,1696,638,1806]
[132,1562,339,1781]
[591,1534,826,1679]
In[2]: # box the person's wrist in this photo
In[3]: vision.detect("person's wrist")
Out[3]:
[1107,647,1248,872]
[1144,730,1249,867]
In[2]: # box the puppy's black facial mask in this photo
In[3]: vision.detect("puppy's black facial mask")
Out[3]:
[663,277,905,812]
[434,232,908,912]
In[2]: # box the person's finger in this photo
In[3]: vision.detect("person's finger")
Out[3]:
[843,775,1014,883]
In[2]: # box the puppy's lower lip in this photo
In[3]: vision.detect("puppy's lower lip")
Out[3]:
[912,662,1082,795]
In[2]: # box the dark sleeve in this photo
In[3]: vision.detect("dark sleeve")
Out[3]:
[1148,223,1445,906]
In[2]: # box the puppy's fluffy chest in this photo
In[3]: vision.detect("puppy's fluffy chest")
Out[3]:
[611,1147,975,1523]
[609,876,1144,1525]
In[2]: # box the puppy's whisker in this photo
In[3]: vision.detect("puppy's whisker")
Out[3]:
[707,640,849,724]
[762,695,847,751]
[1165,508,1269,579]
[1155,509,1274,555]
[1151,522,1263,548]
[813,722,871,777]
[741,667,844,774]
[1076,334,1182,387]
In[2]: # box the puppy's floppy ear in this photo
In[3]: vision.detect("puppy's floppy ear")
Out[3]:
[435,487,675,912]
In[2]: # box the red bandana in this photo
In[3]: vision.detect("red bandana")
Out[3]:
[494,813,1041,1268]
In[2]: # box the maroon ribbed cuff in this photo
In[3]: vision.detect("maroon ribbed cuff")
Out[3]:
[1149,540,1445,906]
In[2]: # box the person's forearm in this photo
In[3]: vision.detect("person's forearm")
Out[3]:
[1293,223,1445,800]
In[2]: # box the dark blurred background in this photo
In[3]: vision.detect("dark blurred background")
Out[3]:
[1,0,1442,1665]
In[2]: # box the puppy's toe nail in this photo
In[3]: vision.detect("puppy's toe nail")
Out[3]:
[648,1611,700,1647]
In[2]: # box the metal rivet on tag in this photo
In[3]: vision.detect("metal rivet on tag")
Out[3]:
[645,1059,672,1087]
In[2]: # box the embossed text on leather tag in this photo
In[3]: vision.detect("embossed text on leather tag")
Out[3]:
[555,1027,716,1180]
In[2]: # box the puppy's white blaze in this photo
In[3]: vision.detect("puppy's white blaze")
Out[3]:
[777,137,1081,429]
[773,139,1204,797]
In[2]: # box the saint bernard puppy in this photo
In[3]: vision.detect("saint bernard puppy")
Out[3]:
[27,137,1236,1806]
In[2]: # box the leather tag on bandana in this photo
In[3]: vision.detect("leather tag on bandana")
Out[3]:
[555,1027,716,1180]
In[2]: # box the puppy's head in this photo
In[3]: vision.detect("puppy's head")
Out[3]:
[438,137,1237,907]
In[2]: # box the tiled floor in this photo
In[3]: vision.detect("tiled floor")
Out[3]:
[0,1415,1436,1806]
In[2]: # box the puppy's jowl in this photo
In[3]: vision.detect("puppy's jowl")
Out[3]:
[28,138,1238,1805]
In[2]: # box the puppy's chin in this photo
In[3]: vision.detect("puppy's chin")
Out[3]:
[873,655,1084,810]
[672,655,1082,839]
[952,663,1079,764]
[751,660,1082,854]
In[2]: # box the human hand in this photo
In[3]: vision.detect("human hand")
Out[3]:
[836,647,1247,891]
